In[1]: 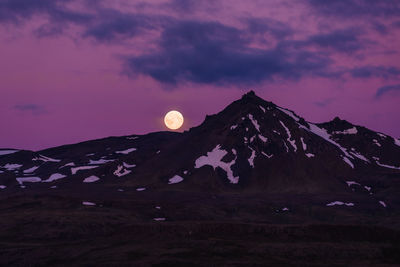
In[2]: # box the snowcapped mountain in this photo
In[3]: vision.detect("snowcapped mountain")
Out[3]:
[1,91,400,266]
[1,91,399,197]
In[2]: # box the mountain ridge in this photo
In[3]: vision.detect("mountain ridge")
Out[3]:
[0,91,399,202]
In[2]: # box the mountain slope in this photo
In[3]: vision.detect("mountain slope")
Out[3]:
[1,91,399,215]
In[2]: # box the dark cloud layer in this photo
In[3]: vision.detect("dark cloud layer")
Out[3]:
[375,84,400,98]
[308,0,400,18]
[0,0,90,25]
[82,11,157,42]
[306,29,367,53]
[245,18,293,39]
[351,66,400,79]
[0,0,399,89]
[125,20,334,84]
[14,104,47,115]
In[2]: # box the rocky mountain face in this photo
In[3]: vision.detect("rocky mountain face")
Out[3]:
[1,91,399,266]
[1,91,399,196]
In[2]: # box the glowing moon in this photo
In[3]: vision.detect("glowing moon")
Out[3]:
[164,110,184,130]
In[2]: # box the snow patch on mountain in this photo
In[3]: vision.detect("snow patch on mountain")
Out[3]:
[83,175,100,183]
[168,175,184,184]
[248,114,260,132]
[113,165,131,177]
[280,121,297,152]
[60,162,75,169]
[89,159,115,165]
[300,137,307,151]
[326,201,354,207]
[123,162,136,168]
[394,138,400,147]
[116,148,137,154]
[16,176,42,185]
[277,107,300,121]
[377,133,386,138]
[248,147,256,168]
[82,201,96,206]
[306,123,354,162]
[194,145,239,184]
[136,187,146,191]
[259,105,266,113]
[3,163,22,171]
[230,125,238,130]
[282,141,289,153]
[258,134,267,142]
[23,166,40,174]
[375,161,400,170]
[379,201,387,207]
[0,150,19,156]
[71,166,98,175]
[332,127,358,135]
[0,185,6,189]
[43,173,66,182]
[33,154,60,162]
[262,151,273,158]
[342,156,354,168]
[373,139,382,147]
[346,181,360,187]
[350,151,370,163]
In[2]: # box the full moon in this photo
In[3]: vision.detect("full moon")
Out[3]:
[164,110,184,130]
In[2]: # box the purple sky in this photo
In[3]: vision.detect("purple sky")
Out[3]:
[1,0,400,150]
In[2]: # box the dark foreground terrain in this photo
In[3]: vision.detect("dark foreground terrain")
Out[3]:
[0,191,399,266]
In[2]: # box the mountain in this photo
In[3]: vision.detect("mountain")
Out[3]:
[1,91,399,266]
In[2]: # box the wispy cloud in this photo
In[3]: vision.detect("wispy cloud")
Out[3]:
[375,84,400,99]
[0,0,399,88]
[124,20,336,85]
[14,104,47,115]
[350,66,400,79]
[307,0,400,18]
[314,98,335,107]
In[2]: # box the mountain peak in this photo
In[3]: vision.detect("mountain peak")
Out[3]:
[242,90,256,97]
[240,90,261,103]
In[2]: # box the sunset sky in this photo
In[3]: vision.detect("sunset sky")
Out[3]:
[1,0,400,150]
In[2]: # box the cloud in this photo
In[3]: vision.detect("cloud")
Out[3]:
[393,21,400,28]
[14,104,47,115]
[82,11,158,42]
[305,29,367,53]
[350,66,400,79]
[1,0,396,88]
[371,22,388,34]
[307,0,400,18]
[0,0,91,25]
[245,18,293,39]
[314,98,335,107]
[375,84,400,98]
[124,20,334,85]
